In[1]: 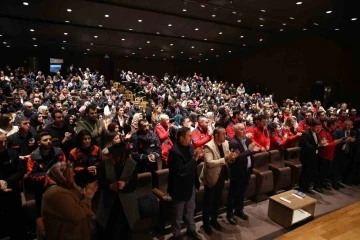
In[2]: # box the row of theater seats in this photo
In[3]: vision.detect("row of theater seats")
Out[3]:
[34,147,302,239]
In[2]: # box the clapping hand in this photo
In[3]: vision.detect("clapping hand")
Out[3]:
[249,143,260,153]
[87,166,97,175]
[85,181,98,198]
[118,181,126,190]
[246,133,253,139]
[193,147,205,161]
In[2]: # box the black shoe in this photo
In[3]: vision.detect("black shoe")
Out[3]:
[202,224,213,235]
[186,230,202,240]
[226,214,237,225]
[314,186,324,193]
[234,210,249,220]
[305,189,316,195]
[338,182,345,188]
[322,184,332,190]
[210,221,223,231]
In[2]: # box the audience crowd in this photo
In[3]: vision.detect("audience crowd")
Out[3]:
[0,65,359,240]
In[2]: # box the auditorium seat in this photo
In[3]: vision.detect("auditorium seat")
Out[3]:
[152,169,171,233]
[252,152,274,202]
[195,162,205,214]
[268,150,292,193]
[245,173,257,199]
[284,147,302,189]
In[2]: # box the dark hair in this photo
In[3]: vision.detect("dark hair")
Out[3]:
[309,119,321,126]
[256,114,266,122]
[326,119,336,127]
[213,127,225,137]
[107,122,119,132]
[267,122,278,136]
[232,109,240,118]
[85,104,97,114]
[18,116,30,124]
[138,118,148,128]
[180,117,189,126]
[76,129,93,147]
[37,131,52,141]
[176,127,190,141]
[51,109,63,119]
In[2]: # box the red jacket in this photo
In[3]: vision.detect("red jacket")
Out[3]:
[226,120,237,140]
[192,127,212,149]
[337,119,344,129]
[246,126,270,149]
[298,120,310,133]
[318,128,336,160]
[155,123,173,163]
[270,133,299,150]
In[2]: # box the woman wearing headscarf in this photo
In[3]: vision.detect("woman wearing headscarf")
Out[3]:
[96,141,139,240]
[29,113,46,133]
[41,162,98,240]
[130,112,143,134]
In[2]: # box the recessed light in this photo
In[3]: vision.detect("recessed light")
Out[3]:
[65,20,69,23]
[280,29,284,31]
[204,39,207,41]
[240,35,244,38]
[261,10,266,12]
[216,55,219,57]
[32,38,36,40]
[195,28,199,31]
[211,48,214,51]
[314,23,318,25]
[132,53,135,55]
[161,50,164,52]
[147,41,150,43]
[290,17,294,19]
[3,42,7,44]
[90,43,93,45]
[212,15,216,17]
[67,9,72,12]
[62,47,65,49]
[6,45,10,48]
[156,32,160,34]
[326,11,332,14]
[183,9,187,12]
[191,46,194,48]
[168,24,172,27]
[145,57,148,59]
[189,57,192,60]
[303,28,307,31]
[199,53,202,55]
[259,18,265,21]
[87,49,90,51]
[243,44,246,46]
[64,32,68,35]
[219,32,222,34]
[283,23,287,26]
[260,25,263,27]
[351,18,357,21]
[99,25,103,27]
[94,36,98,38]
[0,35,2,37]
[259,39,263,41]
[23,2,29,5]
[228,50,231,53]
[181,52,184,54]
[126,56,128,58]
[63,40,66,43]
[206,59,208,61]
[129,28,133,31]
[153,54,155,56]
[84,53,87,55]
[164,58,166,60]
[335,28,340,31]
[181,35,185,38]
[199,61,201,62]
[171,56,174,58]
[170,43,173,46]
[201,5,205,7]
[30,29,34,32]
[121,38,125,41]
[105,14,109,17]
[296,2,302,5]
[232,11,236,14]
[138,20,142,22]
[237,20,241,22]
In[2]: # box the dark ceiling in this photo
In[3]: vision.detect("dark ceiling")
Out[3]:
[0,0,358,62]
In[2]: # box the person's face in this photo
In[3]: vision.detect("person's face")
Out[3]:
[52,112,64,126]
[112,134,121,145]
[0,134,7,152]
[139,121,149,133]
[108,100,113,105]
[215,129,226,143]
[19,120,31,132]
[118,108,124,116]
[350,109,357,116]
[199,118,209,130]
[39,135,52,149]
[256,119,266,128]
[311,125,322,134]
[87,109,97,121]
[55,103,62,110]
[161,117,169,126]
[115,125,119,132]
[341,111,347,118]
[69,117,74,125]
[134,103,139,109]
[24,104,34,113]
[278,112,283,118]
[236,125,246,138]
[38,115,44,123]
[157,106,162,113]
[151,102,155,108]
[329,123,337,132]
[330,116,337,121]
[183,118,192,128]
[344,121,352,131]
[82,135,92,148]
[318,112,326,120]
[276,125,281,132]
[33,98,41,105]
[180,130,192,146]
[305,113,313,119]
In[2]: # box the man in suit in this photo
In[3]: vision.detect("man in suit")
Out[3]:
[200,127,238,235]
[299,119,324,194]
[227,123,259,225]
[168,127,203,240]
[332,120,357,188]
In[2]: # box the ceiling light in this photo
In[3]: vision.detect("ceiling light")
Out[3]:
[206,59,208,61]
[216,55,219,57]
[189,57,192,60]
[204,38,207,41]
[228,50,231,53]
[232,11,236,14]
[156,32,160,34]
[183,9,187,12]
[62,47,65,49]
[0,35,2,37]
[65,20,69,23]
[64,32,68,35]
[326,11,332,14]
[259,39,263,41]
[296,2,302,5]
[129,28,133,31]
[351,18,357,21]
[121,38,125,41]
[6,46,10,48]
[145,57,148,59]
[90,43,93,45]
[181,52,184,54]
[105,14,109,17]
[314,23,318,25]
[67,9,72,12]
[211,48,214,51]
[283,23,287,25]
[63,40,66,43]
[195,28,199,31]
[290,17,294,19]
[94,36,98,38]
[199,61,201,63]
[303,28,307,31]
[240,35,244,38]
[99,25,103,27]
[237,20,241,22]
[23,2,29,5]
[3,42,7,44]
[30,29,34,32]
[168,24,172,27]
[201,5,205,7]
[335,28,340,31]
[126,56,128,58]
[191,46,194,48]
[261,10,266,12]
[87,49,90,51]
[181,35,185,37]
[170,43,173,46]
[138,20,142,22]
[259,18,265,21]
[161,50,164,52]
[32,38,36,40]
[280,29,284,31]
[260,25,263,27]
[164,58,166,60]
[171,56,174,58]
[219,32,222,34]
[132,53,135,55]
[147,41,150,43]
[243,44,246,46]
[84,53,87,55]
[153,54,155,56]
[212,15,216,17]
[199,53,202,55]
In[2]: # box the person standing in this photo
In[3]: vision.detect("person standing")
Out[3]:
[200,127,237,235]
[227,123,259,224]
[168,127,203,240]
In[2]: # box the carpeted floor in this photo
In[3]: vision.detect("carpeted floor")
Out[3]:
[149,184,360,240]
